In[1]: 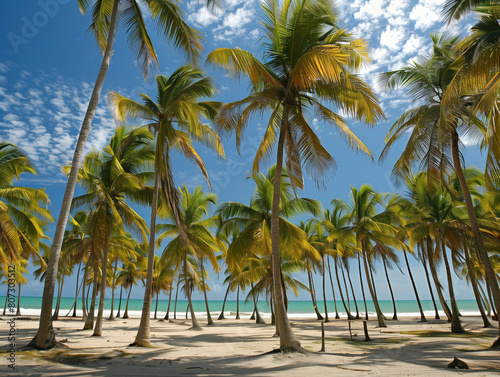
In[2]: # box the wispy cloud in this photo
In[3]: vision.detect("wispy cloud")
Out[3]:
[0,67,115,182]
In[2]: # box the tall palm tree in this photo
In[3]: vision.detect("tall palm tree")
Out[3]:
[338,185,401,328]
[32,0,210,349]
[207,0,384,351]
[379,34,500,343]
[108,66,223,345]
[157,186,223,328]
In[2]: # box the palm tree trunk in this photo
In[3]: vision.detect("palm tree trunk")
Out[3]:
[52,276,64,320]
[165,285,172,320]
[134,172,160,345]
[340,261,353,316]
[271,118,301,351]
[403,249,426,322]
[30,0,120,349]
[185,257,201,329]
[236,286,240,319]
[334,256,355,320]
[362,247,386,327]
[84,272,98,330]
[108,260,118,320]
[451,132,499,344]
[93,229,110,337]
[71,263,82,317]
[174,280,180,320]
[327,257,340,319]
[485,278,498,320]
[382,257,398,320]
[440,240,464,333]
[123,285,132,319]
[154,291,159,319]
[3,292,7,315]
[82,266,88,321]
[218,284,230,320]
[16,284,21,316]
[307,262,324,320]
[420,246,440,319]
[358,255,369,320]
[427,236,453,321]
[116,285,123,318]
[345,263,360,319]
[464,247,492,328]
[322,255,329,322]
[200,258,213,325]
[251,283,265,324]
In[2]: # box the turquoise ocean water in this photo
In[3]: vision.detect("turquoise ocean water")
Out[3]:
[1,296,482,318]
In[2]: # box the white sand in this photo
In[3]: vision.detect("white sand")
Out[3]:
[1,315,499,376]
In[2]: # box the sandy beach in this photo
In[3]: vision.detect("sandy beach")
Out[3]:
[1,314,499,376]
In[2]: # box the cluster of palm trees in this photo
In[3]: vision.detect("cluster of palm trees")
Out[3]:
[0,0,499,352]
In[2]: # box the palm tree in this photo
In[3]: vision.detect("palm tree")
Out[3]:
[0,142,53,270]
[108,66,223,345]
[338,185,401,328]
[32,0,211,349]
[68,128,151,337]
[207,0,384,351]
[157,186,223,328]
[379,34,500,341]
[117,249,147,319]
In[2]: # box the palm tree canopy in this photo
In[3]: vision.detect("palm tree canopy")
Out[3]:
[207,0,385,191]
[77,0,209,75]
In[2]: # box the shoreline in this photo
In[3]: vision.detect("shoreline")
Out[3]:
[1,315,498,376]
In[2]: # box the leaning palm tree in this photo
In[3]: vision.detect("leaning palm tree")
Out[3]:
[32,0,214,349]
[109,68,223,345]
[379,33,500,344]
[207,0,384,351]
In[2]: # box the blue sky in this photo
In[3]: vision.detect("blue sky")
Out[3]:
[0,1,487,303]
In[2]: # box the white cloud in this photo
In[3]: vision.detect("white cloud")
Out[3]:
[380,25,407,51]
[188,6,219,27]
[409,0,446,30]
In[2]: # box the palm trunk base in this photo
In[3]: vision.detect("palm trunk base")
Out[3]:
[28,326,57,350]
[490,337,500,349]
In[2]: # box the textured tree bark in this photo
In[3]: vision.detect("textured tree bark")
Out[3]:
[201,258,214,325]
[164,285,172,320]
[251,283,265,325]
[362,247,386,327]
[451,131,500,346]
[327,257,340,319]
[84,273,98,329]
[133,174,160,345]
[93,229,110,336]
[30,0,120,350]
[346,264,360,319]
[71,263,82,317]
[116,285,123,318]
[335,256,355,320]
[382,257,398,320]
[358,255,369,320]
[322,255,329,322]
[218,284,230,320]
[464,247,491,328]
[185,256,201,329]
[108,260,118,320]
[427,237,453,321]
[123,285,132,319]
[403,249,426,322]
[420,246,440,319]
[271,115,302,351]
[174,280,180,320]
[307,262,324,320]
[441,240,464,333]
[235,286,240,319]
